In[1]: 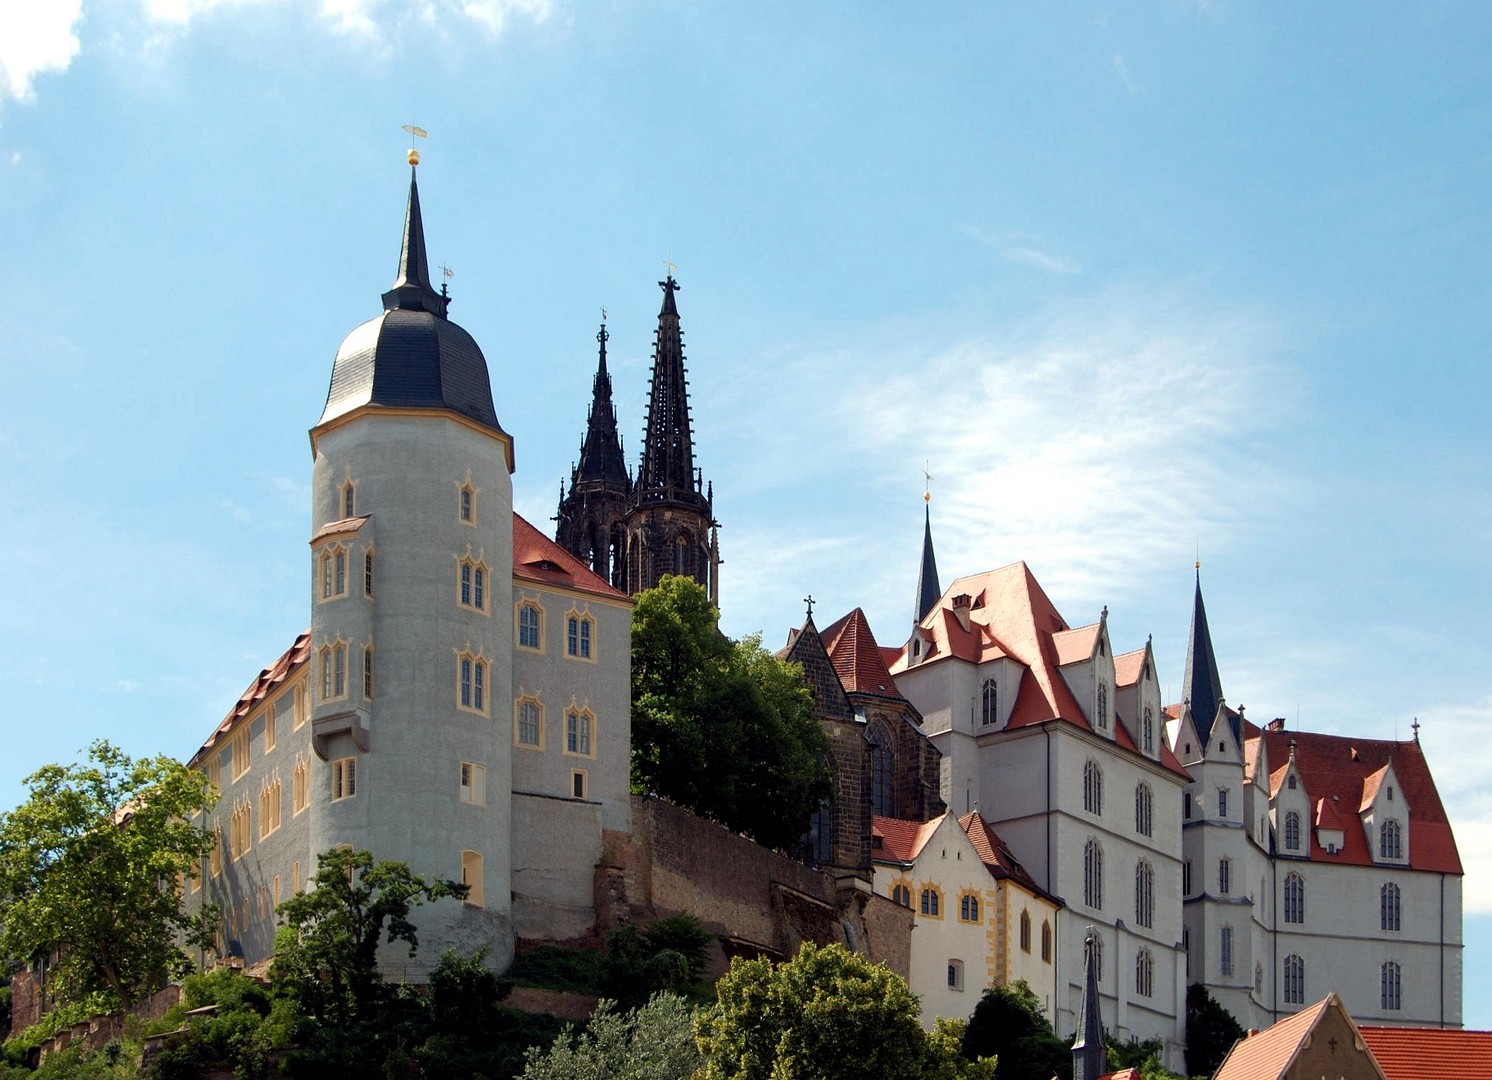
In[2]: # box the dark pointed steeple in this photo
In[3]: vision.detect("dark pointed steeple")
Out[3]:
[915,496,941,623]
[1071,928,1106,1080]
[635,276,703,503]
[1183,566,1226,743]
[381,166,446,317]
[574,322,629,489]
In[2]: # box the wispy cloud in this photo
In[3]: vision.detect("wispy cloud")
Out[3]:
[958,224,1080,275]
[1411,696,1492,914]
[0,1,84,106]
[1113,53,1136,95]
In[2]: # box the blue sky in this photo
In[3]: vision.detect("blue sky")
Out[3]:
[2,0,1490,1028]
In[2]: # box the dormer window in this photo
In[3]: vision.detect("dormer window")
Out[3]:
[1380,820,1403,860]
[1096,683,1108,730]
[1288,775,1298,791]
[1388,785,1395,802]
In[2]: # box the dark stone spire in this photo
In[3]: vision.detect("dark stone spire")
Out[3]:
[381,166,446,317]
[915,498,942,623]
[635,276,702,502]
[1183,566,1226,743]
[1071,928,1106,1080]
[555,320,633,585]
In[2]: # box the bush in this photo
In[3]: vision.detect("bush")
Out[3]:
[506,946,607,996]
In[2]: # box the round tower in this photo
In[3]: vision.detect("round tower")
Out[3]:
[307,158,516,974]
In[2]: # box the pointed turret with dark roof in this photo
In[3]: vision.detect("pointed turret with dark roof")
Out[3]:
[1182,566,1226,743]
[915,497,942,623]
[620,275,719,600]
[1071,928,1107,1080]
[556,321,632,585]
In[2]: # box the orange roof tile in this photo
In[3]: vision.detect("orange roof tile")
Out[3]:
[819,608,905,699]
[1248,722,1462,875]
[1243,736,1264,784]
[1315,796,1348,832]
[1113,647,1147,688]
[1052,623,1099,666]
[194,630,312,763]
[1213,997,1335,1080]
[871,815,945,864]
[957,812,1063,905]
[1359,763,1390,813]
[309,515,370,543]
[512,513,629,601]
[1359,1025,1492,1080]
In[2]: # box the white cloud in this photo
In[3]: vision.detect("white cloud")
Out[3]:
[1113,53,1136,95]
[138,0,552,36]
[958,224,1080,274]
[1413,696,1492,914]
[0,0,84,105]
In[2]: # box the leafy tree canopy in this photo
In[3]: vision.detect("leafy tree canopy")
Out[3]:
[694,942,996,1080]
[961,979,1070,1080]
[1184,983,1245,1079]
[631,576,832,851]
[0,741,218,1011]
[520,992,703,1080]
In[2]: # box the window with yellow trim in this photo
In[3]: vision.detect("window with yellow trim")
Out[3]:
[362,644,375,701]
[205,756,221,797]
[293,683,308,730]
[457,554,490,614]
[516,599,545,652]
[319,642,348,702]
[293,757,309,815]
[570,769,588,800]
[259,774,282,839]
[319,544,350,601]
[514,695,544,750]
[210,827,222,877]
[958,891,980,923]
[229,800,251,861]
[230,727,250,781]
[919,886,942,918]
[340,478,356,519]
[460,762,487,806]
[564,609,596,661]
[332,757,357,801]
[462,850,485,906]
[564,707,596,758]
[457,652,490,715]
[890,880,913,908]
[363,549,375,598]
[457,478,478,525]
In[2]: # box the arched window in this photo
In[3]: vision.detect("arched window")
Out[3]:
[1135,948,1154,998]
[804,802,832,866]
[981,678,997,727]
[1381,961,1402,1010]
[1254,962,1264,994]
[867,724,894,815]
[1134,860,1154,928]
[1220,925,1234,977]
[461,850,484,907]
[919,887,941,917]
[891,883,911,908]
[1287,774,1298,790]
[1096,683,1108,729]
[1083,760,1103,815]
[1381,882,1401,931]
[1142,705,1154,753]
[1380,819,1403,860]
[1283,954,1305,1004]
[1135,783,1153,837]
[960,893,980,923]
[1019,909,1031,951]
[1284,810,1301,851]
[1218,857,1232,895]
[1084,839,1104,910]
[1040,920,1052,962]
[1284,873,1305,924]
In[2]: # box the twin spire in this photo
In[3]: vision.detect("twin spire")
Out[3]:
[1183,566,1227,742]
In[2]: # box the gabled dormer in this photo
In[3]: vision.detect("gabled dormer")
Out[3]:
[1054,608,1115,740]
[1243,735,1272,847]
[1270,742,1311,857]
[1360,760,1411,865]
[1114,637,1162,760]
[1314,796,1347,855]
[1168,704,1205,769]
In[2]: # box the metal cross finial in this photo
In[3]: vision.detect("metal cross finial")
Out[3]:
[1412,717,1421,742]
[601,306,607,323]
[804,594,815,619]
[439,263,454,281]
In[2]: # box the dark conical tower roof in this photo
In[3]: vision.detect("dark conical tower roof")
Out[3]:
[1071,928,1106,1080]
[1183,567,1226,742]
[572,322,629,490]
[318,164,508,457]
[635,275,705,505]
[915,499,942,623]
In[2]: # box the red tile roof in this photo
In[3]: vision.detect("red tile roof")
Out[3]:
[512,513,629,601]
[1314,795,1348,832]
[957,812,1063,906]
[194,631,312,763]
[1213,996,1336,1080]
[871,815,944,863]
[819,608,904,699]
[1251,724,1462,875]
[1052,623,1100,666]
[1359,1025,1492,1080]
[1113,647,1147,688]
[309,515,370,543]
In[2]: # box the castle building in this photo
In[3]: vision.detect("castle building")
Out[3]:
[1171,574,1463,1031]
[555,278,720,601]
[184,162,633,976]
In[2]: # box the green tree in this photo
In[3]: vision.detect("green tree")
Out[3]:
[0,741,218,1011]
[694,942,995,1080]
[520,992,703,1080]
[1184,983,1244,1079]
[602,913,714,1010]
[961,979,1070,1080]
[631,576,832,851]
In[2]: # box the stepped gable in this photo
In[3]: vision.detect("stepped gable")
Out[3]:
[957,812,1062,905]
[514,513,629,601]
[1252,721,1462,875]
[781,616,854,722]
[1359,1025,1492,1080]
[819,607,903,700]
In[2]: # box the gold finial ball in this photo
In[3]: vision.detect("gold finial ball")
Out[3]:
[407,148,421,166]
[923,490,931,503]
[1195,560,1201,570]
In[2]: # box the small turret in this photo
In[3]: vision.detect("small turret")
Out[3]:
[1071,927,1106,1080]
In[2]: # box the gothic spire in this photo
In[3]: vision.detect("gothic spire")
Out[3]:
[571,321,629,490]
[1183,565,1226,743]
[381,165,446,317]
[635,275,702,503]
[915,497,942,623]
[1071,928,1106,1080]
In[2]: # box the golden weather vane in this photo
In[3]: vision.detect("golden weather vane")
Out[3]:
[922,462,933,503]
[402,123,428,165]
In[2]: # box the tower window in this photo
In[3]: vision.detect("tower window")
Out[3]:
[1142,704,1154,753]
[319,545,350,601]
[1284,954,1305,1004]
[459,762,486,806]
[1218,856,1232,895]
[1135,782,1153,837]
[517,601,544,651]
[980,678,997,727]
[458,482,477,524]
[565,611,595,660]
[319,642,348,702]
[331,757,357,801]
[1220,926,1234,977]
[461,850,484,907]
[1381,961,1402,1011]
[1084,839,1103,909]
[457,554,490,614]
[457,653,490,715]
[565,709,595,757]
[362,645,374,701]
[1135,859,1154,928]
[1284,872,1305,924]
[1285,810,1301,851]
[1381,882,1401,931]
[1136,948,1154,998]
[867,723,895,816]
[340,479,356,519]
[1217,787,1229,818]
[1083,759,1103,815]
[363,550,374,598]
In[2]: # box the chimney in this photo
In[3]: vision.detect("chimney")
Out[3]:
[952,593,972,632]
[1268,718,1286,731]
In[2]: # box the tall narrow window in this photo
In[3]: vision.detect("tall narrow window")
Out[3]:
[1083,760,1103,815]
[1220,926,1234,977]
[516,699,542,748]
[1135,782,1153,837]
[571,769,588,799]
[1218,857,1232,895]
[1381,961,1402,1010]
[867,724,894,816]
[981,678,997,726]
[292,757,309,815]
[1217,787,1229,818]
[320,545,350,600]
[1142,705,1154,753]
[1285,810,1301,851]
[804,802,832,866]
[458,654,489,714]
[1183,859,1192,895]
[947,959,964,990]
[518,603,542,650]
[459,762,487,806]
[1135,860,1154,928]
[459,484,476,523]
[341,481,355,519]
[362,645,374,700]
[1284,954,1305,1004]
[264,699,278,753]
[457,557,489,613]
[1041,920,1052,962]
[565,709,594,757]
[1020,910,1031,951]
[1381,882,1401,931]
[332,757,357,801]
[319,643,348,702]
[230,728,250,780]
[1136,948,1154,998]
[1380,820,1403,860]
[258,775,282,839]
[1096,682,1108,729]
[1284,872,1305,924]
[1255,963,1264,994]
[1084,839,1104,909]
[363,551,374,597]
[1184,791,1192,819]
[461,850,484,907]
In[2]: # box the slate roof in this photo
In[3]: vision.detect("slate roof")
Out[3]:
[818,607,903,699]
[915,501,941,622]
[1252,723,1462,875]
[1358,1025,1492,1080]
[1182,572,1227,743]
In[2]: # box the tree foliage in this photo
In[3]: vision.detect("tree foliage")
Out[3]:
[602,914,715,1010]
[520,992,703,1080]
[631,576,832,851]
[0,741,218,1011]
[961,979,1070,1080]
[694,942,995,1080]
[1184,983,1245,1079]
